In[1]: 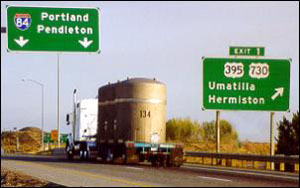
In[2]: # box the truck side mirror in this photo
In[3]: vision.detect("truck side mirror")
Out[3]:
[66,114,70,125]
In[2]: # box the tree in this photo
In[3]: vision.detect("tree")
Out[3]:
[276,112,299,155]
[166,118,200,142]
[276,112,299,172]
[200,121,215,142]
[166,118,239,145]
[200,120,239,143]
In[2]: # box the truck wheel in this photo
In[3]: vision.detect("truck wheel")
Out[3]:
[151,158,159,167]
[83,150,89,160]
[80,150,87,160]
[85,150,90,160]
[122,154,127,164]
[79,143,89,161]
[67,152,74,161]
[66,145,74,161]
[166,156,172,167]
[107,149,114,163]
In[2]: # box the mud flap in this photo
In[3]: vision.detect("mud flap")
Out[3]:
[170,147,184,167]
[125,147,139,164]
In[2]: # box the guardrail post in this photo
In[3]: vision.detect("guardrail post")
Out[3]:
[266,162,270,170]
[295,163,299,173]
[280,162,285,172]
[222,159,226,166]
[226,159,232,167]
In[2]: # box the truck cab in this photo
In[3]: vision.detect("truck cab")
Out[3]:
[66,99,98,160]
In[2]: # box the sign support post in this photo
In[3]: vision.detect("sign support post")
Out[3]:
[216,110,220,154]
[1,27,6,134]
[270,112,275,170]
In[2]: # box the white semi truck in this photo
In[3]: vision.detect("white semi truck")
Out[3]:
[65,89,98,160]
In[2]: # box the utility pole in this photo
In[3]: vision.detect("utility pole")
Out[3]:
[22,79,45,151]
[73,89,77,141]
[57,54,60,148]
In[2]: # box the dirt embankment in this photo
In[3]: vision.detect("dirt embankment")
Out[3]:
[1,168,62,187]
[1,127,42,153]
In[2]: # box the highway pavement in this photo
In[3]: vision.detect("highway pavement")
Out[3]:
[1,154,299,187]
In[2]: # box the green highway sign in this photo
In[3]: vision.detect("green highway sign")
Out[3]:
[202,57,290,111]
[229,46,265,56]
[7,6,100,53]
[44,133,68,143]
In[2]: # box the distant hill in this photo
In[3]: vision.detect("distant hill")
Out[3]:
[19,127,42,133]
[1,127,42,153]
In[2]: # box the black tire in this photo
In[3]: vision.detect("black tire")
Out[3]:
[151,157,158,167]
[86,150,90,160]
[67,148,74,161]
[79,143,89,161]
[67,152,74,161]
[166,156,172,167]
[66,143,74,161]
[80,150,84,160]
[159,156,166,167]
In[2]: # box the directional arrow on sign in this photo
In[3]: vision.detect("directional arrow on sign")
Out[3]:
[79,37,93,48]
[271,87,284,100]
[14,36,29,47]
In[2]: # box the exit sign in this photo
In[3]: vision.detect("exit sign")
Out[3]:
[202,57,290,111]
[229,46,265,56]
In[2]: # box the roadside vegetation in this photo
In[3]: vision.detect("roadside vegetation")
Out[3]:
[276,111,299,171]
[276,111,299,155]
[166,117,270,154]
[1,127,42,153]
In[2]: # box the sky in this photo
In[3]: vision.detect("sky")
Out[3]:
[1,1,299,143]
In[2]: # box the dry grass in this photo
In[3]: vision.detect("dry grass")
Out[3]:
[1,168,47,187]
[183,140,270,155]
[1,128,42,153]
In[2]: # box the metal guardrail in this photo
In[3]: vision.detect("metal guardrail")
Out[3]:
[184,151,299,164]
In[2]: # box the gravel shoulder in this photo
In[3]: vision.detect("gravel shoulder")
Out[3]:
[1,168,63,187]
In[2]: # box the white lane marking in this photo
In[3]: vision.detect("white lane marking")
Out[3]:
[184,166,299,181]
[126,167,144,171]
[198,176,232,182]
